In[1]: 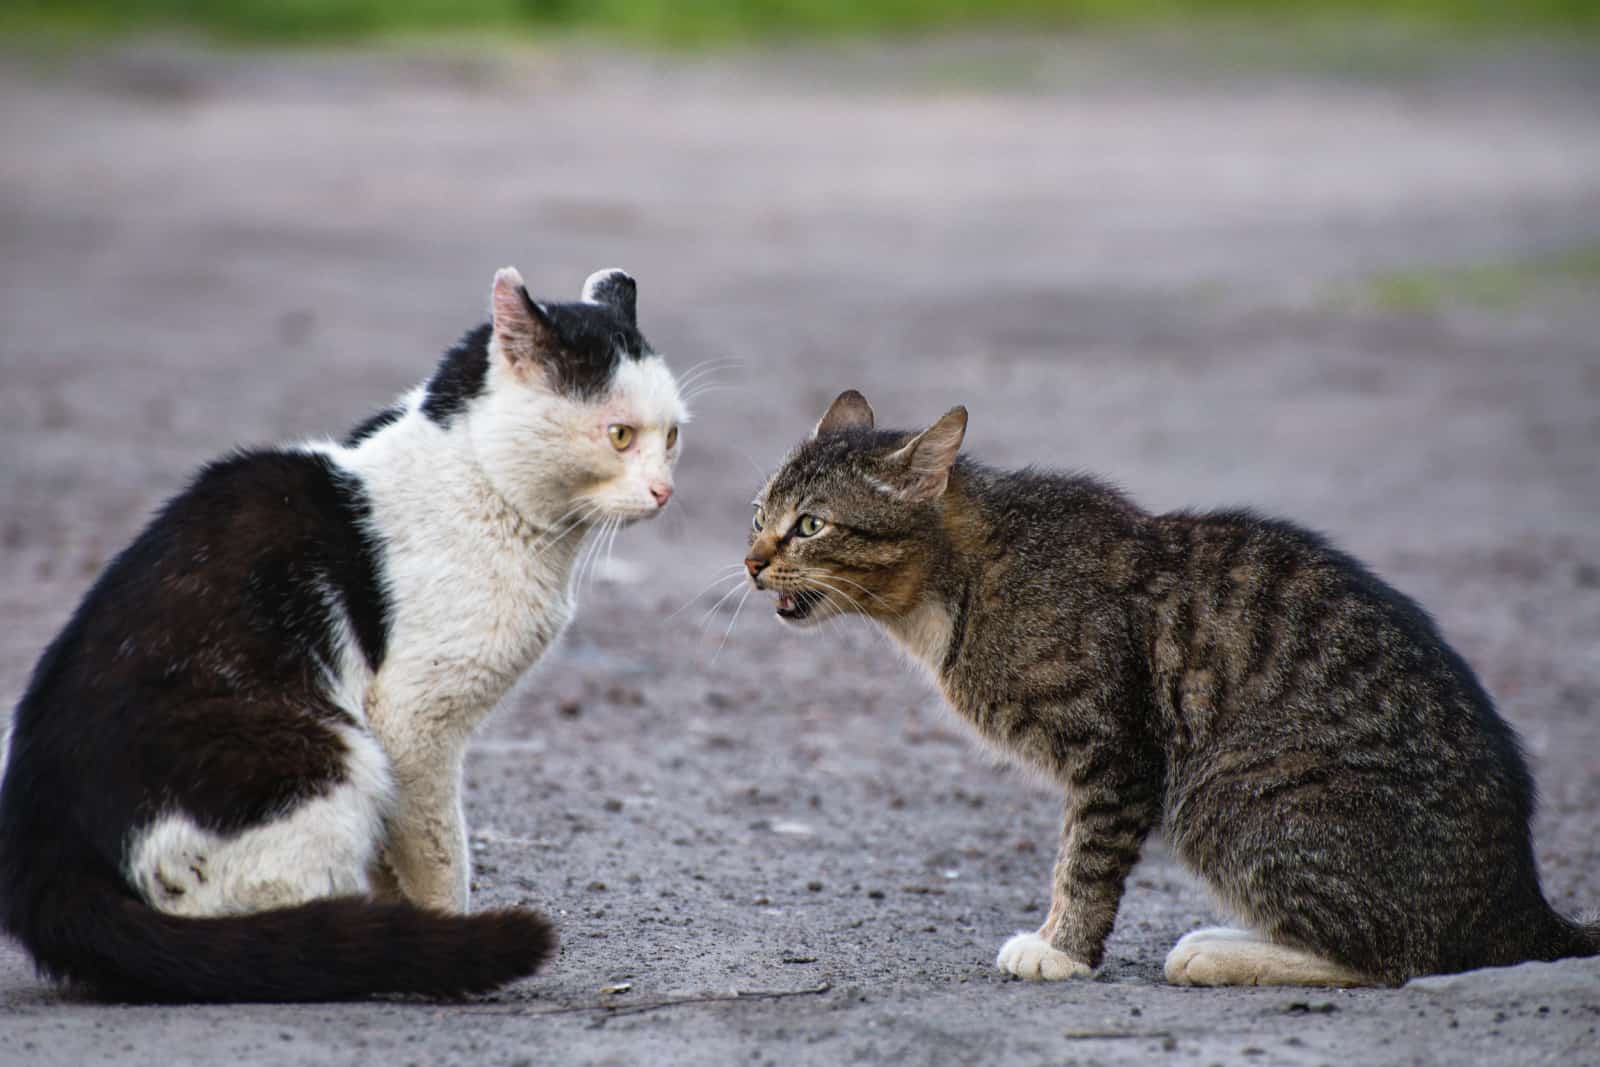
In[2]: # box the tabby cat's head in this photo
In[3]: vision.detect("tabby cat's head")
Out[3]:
[747,390,967,627]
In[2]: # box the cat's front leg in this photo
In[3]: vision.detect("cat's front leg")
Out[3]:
[383,758,471,913]
[998,769,1159,980]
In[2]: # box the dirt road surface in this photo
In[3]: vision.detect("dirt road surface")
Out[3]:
[2,33,1598,1066]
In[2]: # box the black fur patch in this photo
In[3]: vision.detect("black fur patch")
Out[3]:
[585,271,637,327]
[420,302,652,429]
[344,403,405,447]
[0,450,391,851]
[534,299,650,401]
[420,323,493,426]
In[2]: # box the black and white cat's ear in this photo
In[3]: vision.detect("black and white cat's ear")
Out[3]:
[887,406,967,501]
[582,268,637,327]
[813,389,875,438]
[491,266,557,373]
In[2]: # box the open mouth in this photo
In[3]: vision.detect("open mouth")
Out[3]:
[774,588,825,621]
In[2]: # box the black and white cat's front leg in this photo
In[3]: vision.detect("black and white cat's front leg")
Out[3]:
[998,742,1161,980]
[380,752,472,912]
[364,685,476,913]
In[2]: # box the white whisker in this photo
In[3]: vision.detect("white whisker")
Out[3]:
[712,584,754,662]
[697,575,753,630]
[667,568,748,621]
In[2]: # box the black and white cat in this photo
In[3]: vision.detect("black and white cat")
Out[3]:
[0,267,686,1002]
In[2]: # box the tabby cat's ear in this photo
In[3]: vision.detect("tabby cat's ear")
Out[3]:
[491,266,558,377]
[581,268,637,328]
[887,406,967,501]
[813,389,875,438]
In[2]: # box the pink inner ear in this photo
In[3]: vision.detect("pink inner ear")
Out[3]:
[492,276,529,333]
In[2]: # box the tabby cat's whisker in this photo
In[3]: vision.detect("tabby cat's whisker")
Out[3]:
[712,584,754,662]
[808,571,893,611]
[696,574,754,630]
[666,570,748,622]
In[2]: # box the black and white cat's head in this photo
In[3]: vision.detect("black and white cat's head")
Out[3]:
[445,266,686,525]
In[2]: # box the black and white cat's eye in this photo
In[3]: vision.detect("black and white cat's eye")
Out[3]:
[608,424,635,450]
[752,506,766,532]
[795,514,825,537]
[666,426,679,449]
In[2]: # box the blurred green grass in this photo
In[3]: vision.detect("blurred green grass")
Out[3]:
[1349,244,1600,314]
[3,0,1598,45]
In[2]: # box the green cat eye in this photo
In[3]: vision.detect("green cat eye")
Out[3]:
[796,514,825,537]
[752,506,766,532]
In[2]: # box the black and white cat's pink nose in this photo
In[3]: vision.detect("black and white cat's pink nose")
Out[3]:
[649,482,673,508]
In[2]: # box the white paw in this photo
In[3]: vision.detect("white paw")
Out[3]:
[1164,930,1371,988]
[996,931,1092,981]
[1164,937,1217,986]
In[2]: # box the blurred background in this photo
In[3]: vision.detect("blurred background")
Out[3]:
[2,2,1598,1059]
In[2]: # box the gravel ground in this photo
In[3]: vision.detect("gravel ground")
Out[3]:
[1,32,1598,1066]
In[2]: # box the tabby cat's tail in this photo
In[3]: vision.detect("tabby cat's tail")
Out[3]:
[10,870,555,1003]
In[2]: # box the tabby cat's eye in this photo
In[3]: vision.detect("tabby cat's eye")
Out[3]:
[796,514,825,537]
[752,506,766,532]
[608,424,634,451]
[666,426,679,449]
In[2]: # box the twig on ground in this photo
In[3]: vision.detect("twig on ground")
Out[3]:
[1062,1029,1174,1041]
[455,982,834,1026]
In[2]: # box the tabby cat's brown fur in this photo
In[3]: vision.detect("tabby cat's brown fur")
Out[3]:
[745,390,1597,987]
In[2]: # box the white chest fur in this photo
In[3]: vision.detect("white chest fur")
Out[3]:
[323,411,586,752]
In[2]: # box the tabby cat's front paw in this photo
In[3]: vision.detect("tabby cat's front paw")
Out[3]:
[996,932,1092,981]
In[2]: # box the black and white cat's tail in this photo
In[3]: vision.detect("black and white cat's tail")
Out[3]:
[11,871,555,1003]
[1580,919,1600,957]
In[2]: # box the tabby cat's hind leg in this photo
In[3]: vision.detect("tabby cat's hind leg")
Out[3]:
[1164,927,1374,988]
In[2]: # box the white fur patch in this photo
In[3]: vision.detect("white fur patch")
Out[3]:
[125,725,393,916]
[1164,927,1371,987]
[312,576,376,725]
[611,355,689,428]
[996,931,1092,981]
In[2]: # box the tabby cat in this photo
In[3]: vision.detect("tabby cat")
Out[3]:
[0,266,685,1002]
[744,389,1597,986]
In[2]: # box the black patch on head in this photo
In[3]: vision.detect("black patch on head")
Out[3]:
[421,323,492,426]
[420,301,652,430]
[344,403,404,447]
[586,271,637,327]
[532,299,651,402]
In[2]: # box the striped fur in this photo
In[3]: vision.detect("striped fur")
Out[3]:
[747,391,1598,986]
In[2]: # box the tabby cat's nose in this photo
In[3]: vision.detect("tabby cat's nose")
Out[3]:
[745,557,767,579]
